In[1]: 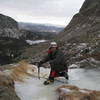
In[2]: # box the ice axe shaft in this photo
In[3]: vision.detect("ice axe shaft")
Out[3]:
[38,66,40,79]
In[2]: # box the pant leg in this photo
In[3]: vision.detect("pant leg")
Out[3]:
[49,70,59,80]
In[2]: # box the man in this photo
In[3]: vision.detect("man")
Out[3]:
[38,42,69,85]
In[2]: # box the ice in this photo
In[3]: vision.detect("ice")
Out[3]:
[15,77,59,100]
[15,67,63,100]
[68,68,100,90]
[15,65,100,100]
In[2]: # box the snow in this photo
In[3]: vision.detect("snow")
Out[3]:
[15,64,100,100]
[60,88,72,93]
[69,64,79,69]
[26,40,47,45]
[79,89,90,93]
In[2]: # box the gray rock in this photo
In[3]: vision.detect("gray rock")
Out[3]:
[0,14,20,39]
[0,73,20,100]
[0,86,20,100]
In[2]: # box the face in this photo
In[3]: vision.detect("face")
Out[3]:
[50,47,57,52]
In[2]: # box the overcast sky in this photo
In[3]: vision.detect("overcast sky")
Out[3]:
[0,0,85,26]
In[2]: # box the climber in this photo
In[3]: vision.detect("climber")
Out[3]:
[38,42,69,85]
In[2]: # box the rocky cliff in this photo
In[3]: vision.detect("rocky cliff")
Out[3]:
[0,14,29,65]
[53,0,100,67]
[0,14,21,38]
[0,14,53,40]
[57,0,100,44]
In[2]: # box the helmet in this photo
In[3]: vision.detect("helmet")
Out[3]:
[49,42,57,48]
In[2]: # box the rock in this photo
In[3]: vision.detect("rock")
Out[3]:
[0,14,29,65]
[0,73,14,89]
[0,37,29,65]
[0,71,20,100]
[53,0,100,66]
[0,14,20,39]
[56,85,100,100]
[56,0,100,56]
[0,86,20,100]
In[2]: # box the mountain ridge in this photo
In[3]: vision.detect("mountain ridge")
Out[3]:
[18,22,64,33]
[56,0,100,44]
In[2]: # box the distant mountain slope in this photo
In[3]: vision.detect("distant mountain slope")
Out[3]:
[20,29,55,40]
[18,22,64,34]
[57,0,100,43]
[0,14,44,40]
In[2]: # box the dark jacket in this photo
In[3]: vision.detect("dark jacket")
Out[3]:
[41,49,68,71]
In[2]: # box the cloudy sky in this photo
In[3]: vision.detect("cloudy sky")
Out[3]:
[0,0,85,26]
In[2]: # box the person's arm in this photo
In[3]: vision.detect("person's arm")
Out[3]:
[38,54,50,67]
[41,54,50,64]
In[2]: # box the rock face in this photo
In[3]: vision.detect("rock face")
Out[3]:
[0,14,20,39]
[0,14,30,65]
[53,0,100,67]
[0,37,29,65]
[80,0,100,16]
[0,72,20,100]
[20,29,41,40]
[57,0,100,43]
[0,14,55,40]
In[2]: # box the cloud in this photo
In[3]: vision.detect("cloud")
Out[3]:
[0,0,85,25]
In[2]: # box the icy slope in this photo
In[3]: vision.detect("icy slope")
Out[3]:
[15,66,66,100]
[15,65,100,100]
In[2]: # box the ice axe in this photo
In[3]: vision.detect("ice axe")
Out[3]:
[38,65,40,80]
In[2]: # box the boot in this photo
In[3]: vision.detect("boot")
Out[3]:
[65,72,69,80]
[43,79,54,85]
[58,71,69,80]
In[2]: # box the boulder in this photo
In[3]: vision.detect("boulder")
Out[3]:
[56,85,100,100]
[0,71,20,100]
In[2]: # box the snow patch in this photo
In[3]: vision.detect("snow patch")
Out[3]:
[26,40,47,45]
[60,88,72,93]
[79,89,90,93]
[69,64,79,69]
[77,43,87,50]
